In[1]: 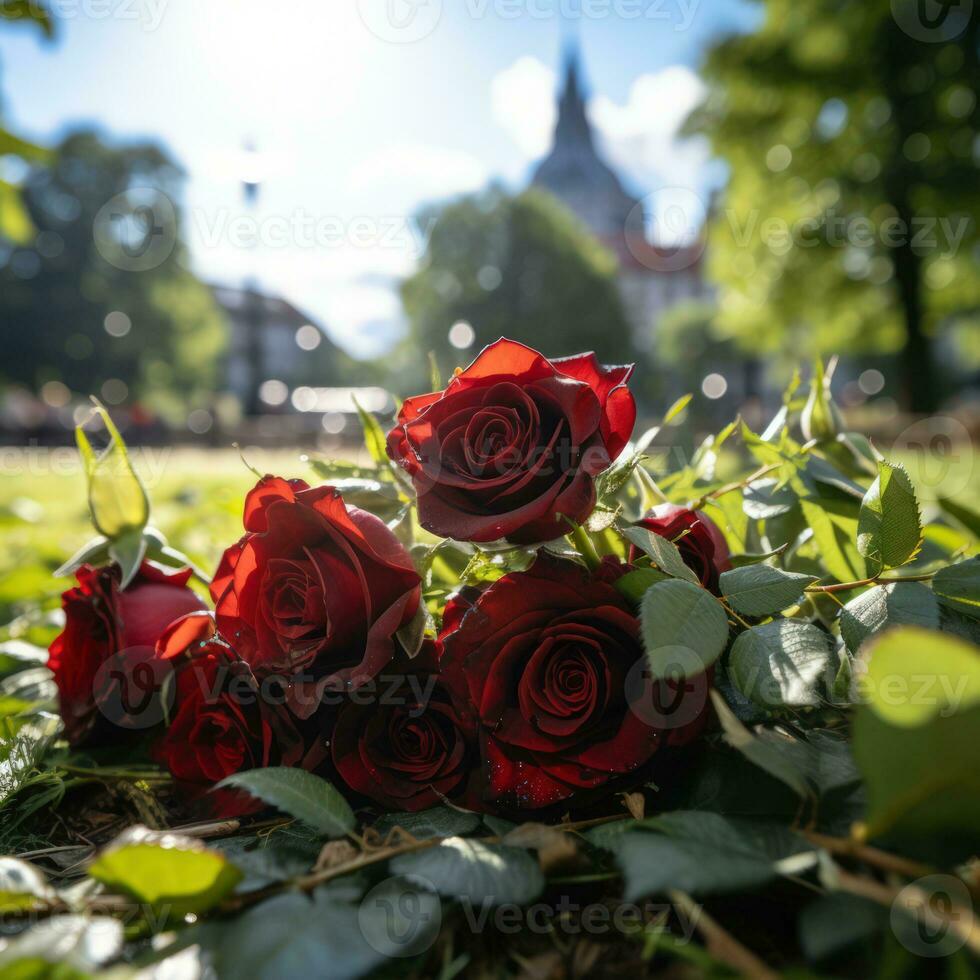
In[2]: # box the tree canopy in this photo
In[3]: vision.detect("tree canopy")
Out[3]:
[690,0,979,411]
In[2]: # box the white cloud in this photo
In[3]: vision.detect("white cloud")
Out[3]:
[490,56,557,159]
[588,65,709,191]
[348,143,488,200]
[490,57,710,198]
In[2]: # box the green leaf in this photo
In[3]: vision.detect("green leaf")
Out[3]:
[619,523,699,585]
[352,395,389,468]
[372,807,481,841]
[614,811,814,898]
[217,768,355,838]
[932,558,980,621]
[709,691,812,798]
[391,836,543,906]
[0,713,60,812]
[938,496,980,539]
[800,497,865,583]
[200,887,388,980]
[663,393,692,424]
[0,2,55,40]
[742,478,796,520]
[88,827,242,917]
[729,620,834,708]
[75,402,150,540]
[856,462,921,573]
[720,565,816,616]
[640,579,730,679]
[614,567,669,603]
[840,582,940,653]
[852,627,980,846]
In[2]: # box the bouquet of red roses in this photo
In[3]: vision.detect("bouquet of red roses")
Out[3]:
[49,339,729,818]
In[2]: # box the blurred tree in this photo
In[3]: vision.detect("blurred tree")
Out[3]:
[0,0,53,244]
[1,129,227,416]
[690,0,979,412]
[396,187,632,391]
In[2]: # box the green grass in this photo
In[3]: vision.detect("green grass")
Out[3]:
[0,441,975,646]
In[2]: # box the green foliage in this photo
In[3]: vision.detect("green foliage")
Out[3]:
[87,827,243,918]
[0,129,227,413]
[217,768,356,838]
[690,0,980,410]
[856,461,922,573]
[720,564,816,616]
[640,579,730,679]
[397,187,631,390]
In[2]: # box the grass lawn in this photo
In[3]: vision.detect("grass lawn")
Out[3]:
[0,440,975,642]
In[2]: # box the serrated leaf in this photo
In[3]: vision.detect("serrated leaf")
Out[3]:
[373,807,481,841]
[640,579,729,679]
[217,768,354,838]
[856,462,921,573]
[932,558,980,621]
[88,826,242,917]
[720,565,816,616]
[729,620,834,708]
[352,395,389,468]
[619,523,699,585]
[840,582,940,653]
[614,811,814,898]
[391,836,543,906]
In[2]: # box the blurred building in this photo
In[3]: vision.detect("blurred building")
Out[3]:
[530,42,710,349]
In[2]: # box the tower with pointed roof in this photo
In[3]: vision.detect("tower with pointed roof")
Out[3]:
[529,37,711,352]
[531,41,645,246]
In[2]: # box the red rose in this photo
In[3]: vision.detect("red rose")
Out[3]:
[49,563,206,745]
[631,504,732,594]
[330,642,477,811]
[211,477,421,717]
[440,555,708,811]
[387,339,636,544]
[152,612,303,786]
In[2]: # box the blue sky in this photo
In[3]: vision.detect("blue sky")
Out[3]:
[2,0,758,356]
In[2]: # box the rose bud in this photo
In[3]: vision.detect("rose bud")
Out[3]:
[152,612,303,787]
[386,339,636,544]
[440,554,709,812]
[630,503,731,594]
[49,563,206,746]
[330,642,478,811]
[211,477,421,718]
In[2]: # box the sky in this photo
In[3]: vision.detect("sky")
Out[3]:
[1,0,759,357]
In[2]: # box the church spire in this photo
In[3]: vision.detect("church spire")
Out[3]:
[554,33,594,149]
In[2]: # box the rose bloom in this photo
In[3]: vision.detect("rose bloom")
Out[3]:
[152,612,303,786]
[49,563,206,745]
[631,503,732,594]
[330,642,477,811]
[211,477,421,717]
[387,339,636,544]
[440,555,708,811]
